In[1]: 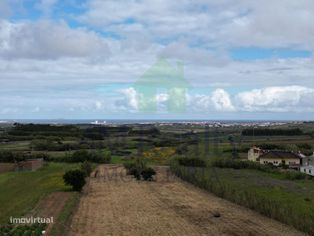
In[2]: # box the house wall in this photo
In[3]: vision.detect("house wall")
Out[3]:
[302,156,314,166]
[0,163,16,173]
[17,159,44,171]
[29,159,43,171]
[0,159,44,173]
[300,166,314,176]
[248,148,262,162]
[259,157,300,166]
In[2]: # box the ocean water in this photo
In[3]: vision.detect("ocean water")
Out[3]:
[0,119,295,125]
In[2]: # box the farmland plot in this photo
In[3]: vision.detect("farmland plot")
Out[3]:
[69,165,304,236]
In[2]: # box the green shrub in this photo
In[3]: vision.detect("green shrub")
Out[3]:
[177,157,206,167]
[80,161,92,177]
[124,158,155,181]
[141,168,156,181]
[175,144,188,155]
[284,171,308,180]
[63,169,86,191]
[211,158,307,180]
[0,223,46,236]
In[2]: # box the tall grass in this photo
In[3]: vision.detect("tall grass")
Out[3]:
[170,162,314,235]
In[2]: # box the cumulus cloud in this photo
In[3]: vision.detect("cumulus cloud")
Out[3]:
[115,85,314,114]
[0,1,314,119]
[235,86,314,112]
[0,20,110,60]
[117,87,139,111]
[211,89,235,111]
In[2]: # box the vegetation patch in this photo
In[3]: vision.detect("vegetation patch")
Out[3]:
[177,157,207,167]
[50,193,80,236]
[63,169,86,192]
[211,158,309,180]
[124,157,156,181]
[0,163,77,224]
[0,223,46,236]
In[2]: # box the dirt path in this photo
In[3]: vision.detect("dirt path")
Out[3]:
[27,192,72,235]
[69,165,305,236]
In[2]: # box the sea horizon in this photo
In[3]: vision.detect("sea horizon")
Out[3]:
[0,118,311,125]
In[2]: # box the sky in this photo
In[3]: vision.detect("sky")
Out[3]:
[0,0,314,120]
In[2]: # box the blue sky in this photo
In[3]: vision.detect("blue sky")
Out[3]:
[0,0,314,120]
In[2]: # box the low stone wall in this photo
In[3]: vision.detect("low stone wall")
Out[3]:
[0,159,44,173]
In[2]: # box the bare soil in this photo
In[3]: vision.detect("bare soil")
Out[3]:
[68,165,305,236]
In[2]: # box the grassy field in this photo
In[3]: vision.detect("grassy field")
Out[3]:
[0,163,78,224]
[50,192,80,236]
[171,163,314,235]
[0,141,31,151]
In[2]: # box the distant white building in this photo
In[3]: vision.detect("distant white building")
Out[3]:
[300,166,314,176]
[248,146,303,169]
[300,154,314,177]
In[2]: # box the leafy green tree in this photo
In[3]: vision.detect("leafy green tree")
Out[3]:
[81,161,92,177]
[63,170,86,191]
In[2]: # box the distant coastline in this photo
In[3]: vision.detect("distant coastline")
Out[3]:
[0,119,310,126]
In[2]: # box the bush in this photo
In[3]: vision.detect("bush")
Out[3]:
[284,171,308,180]
[177,157,206,167]
[0,223,46,236]
[297,143,312,150]
[63,170,86,191]
[81,161,92,177]
[211,158,307,180]
[175,144,188,155]
[141,167,156,181]
[0,150,48,163]
[124,158,156,181]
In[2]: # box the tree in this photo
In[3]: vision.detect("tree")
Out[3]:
[63,170,86,191]
[141,168,156,181]
[81,161,92,177]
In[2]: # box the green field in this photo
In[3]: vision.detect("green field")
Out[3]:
[0,163,78,224]
[1,122,314,234]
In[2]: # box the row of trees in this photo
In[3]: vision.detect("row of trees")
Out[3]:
[242,128,303,136]
[0,151,48,163]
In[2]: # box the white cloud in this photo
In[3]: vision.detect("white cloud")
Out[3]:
[95,101,103,110]
[117,87,139,111]
[211,89,235,111]
[235,86,314,112]
[0,20,110,60]
[80,0,314,50]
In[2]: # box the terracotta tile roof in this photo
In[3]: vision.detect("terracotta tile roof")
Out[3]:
[259,151,301,159]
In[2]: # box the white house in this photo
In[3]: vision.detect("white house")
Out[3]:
[300,166,314,176]
[300,154,314,177]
